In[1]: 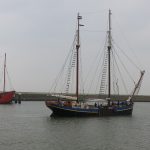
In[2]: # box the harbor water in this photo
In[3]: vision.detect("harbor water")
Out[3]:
[0,102,150,150]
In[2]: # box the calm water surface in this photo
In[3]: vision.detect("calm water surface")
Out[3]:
[0,102,150,150]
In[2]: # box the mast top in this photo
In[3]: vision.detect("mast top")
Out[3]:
[78,13,82,19]
[77,13,84,26]
[108,9,112,48]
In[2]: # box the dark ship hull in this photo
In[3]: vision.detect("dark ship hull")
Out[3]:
[45,100,133,117]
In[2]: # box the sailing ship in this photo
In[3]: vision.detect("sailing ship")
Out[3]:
[45,10,145,117]
[0,53,15,104]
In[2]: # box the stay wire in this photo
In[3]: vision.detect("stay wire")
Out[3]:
[49,31,77,93]
[112,44,135,84]
[112,50,129,94]
[83,33,108,93]
[6,68,15,90]
[112,14,143,70]
[111,50,118,95]
[87,40,106,94]
[112,38,141,71]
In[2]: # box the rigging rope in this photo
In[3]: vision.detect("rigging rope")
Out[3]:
[79,46,85,95]
[49,31,77,94]
[83,34,108,94]
[112,45,135,84]
[111,50,118,95]
[112,15,144,70]
[99,49,108,94]
[112,51,129,94]
[112,38,141,71]
[6,68,15,90]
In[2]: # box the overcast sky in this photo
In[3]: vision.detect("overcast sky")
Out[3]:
[0,0,150,94]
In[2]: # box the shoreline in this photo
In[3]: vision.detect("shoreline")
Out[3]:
[14,92,150,102]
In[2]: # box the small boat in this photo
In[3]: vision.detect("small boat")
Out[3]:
[45,10,145,117]
[0,53,15,104]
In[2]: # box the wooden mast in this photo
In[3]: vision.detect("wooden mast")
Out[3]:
[107,9,112,105]
[3,53,6,93]
[76,13,83,103]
